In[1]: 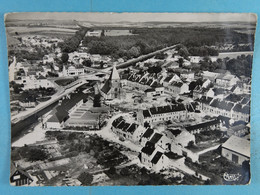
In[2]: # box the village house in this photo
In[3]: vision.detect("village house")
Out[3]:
[22,75,54,90]
[121,72,150,91]
[62,65,85,76]
[216,73,240,88]
[111,116,147,143]
[185,118,220,134]
[144,87,164,98]
[86,31,102,37]
[201,71,220,81]
[163,129,195,147]
[180,71,195,81]
[162,74,181,86]
[149,133,171,151]
[208,99,235,118]
[221,136,250,165]
[139,141,165,169]
[10,162,33,186]
[165,81,189,95]
[227,124,250,137]
[140,128,155,147]
[193,86,214,99]
[43,54,55,64]
[231,103,250,122]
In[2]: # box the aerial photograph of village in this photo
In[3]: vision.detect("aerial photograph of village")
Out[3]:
[5,12,256,186]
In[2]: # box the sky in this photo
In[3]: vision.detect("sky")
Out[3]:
[5,12,257,23]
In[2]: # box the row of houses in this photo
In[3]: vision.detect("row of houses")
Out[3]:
[196,96,250,122]
[137,103,196,125]
[122,71,190,96]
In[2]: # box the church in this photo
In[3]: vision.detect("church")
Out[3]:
[100,65,125,100]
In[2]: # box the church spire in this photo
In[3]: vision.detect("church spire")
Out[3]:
[109,65,120,80]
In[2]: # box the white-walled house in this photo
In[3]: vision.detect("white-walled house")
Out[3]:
[163,129,195,147]
[216,74,240,88]
[165,82,189,95]
[144,87,164,98]
[62,65,85,76]
[221,136,250,165]
[111,116,147,144]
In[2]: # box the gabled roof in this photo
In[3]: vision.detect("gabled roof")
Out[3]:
[196,96,213,105]
[148,104,186,115]
[151,152,163,164]
[222,136,250,157]
[143,110,152,118]
[233,104,250,114]
[57,92,86,113]
[230,124,247,132]
[127,123,138,134]
[164,152,183,160]
[168,129,182,137]
[37,75,46,80]
[210,99,234,111]
[112,116,124,128]
[117,120,127,129]
[10,162,33,181]
[142,128,154,139]
[164,75,173,82]
[141,142,155,155]
[171,82,183,87]
[145,88,155,93]
[150,133,163,144]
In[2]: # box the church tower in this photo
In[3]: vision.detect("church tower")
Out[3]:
[100,65,124,99]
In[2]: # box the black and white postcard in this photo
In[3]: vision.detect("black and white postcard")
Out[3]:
[5,12,256,186]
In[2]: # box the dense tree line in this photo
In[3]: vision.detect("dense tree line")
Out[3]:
[190,54,253,77]
[226,54,253,77]
[9,49,46,61]
[58,28,88,53]
[82,26,253,60]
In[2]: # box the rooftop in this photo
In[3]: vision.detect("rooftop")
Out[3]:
[150,133,163,144]
[151,151,163,164]
[222,136,250,157]
[185,118,220,131]
[142,128,154,139]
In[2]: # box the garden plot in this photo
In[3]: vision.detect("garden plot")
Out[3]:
[39,158,71,170]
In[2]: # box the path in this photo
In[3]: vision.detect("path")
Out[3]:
[197,144,220,156]
[173,158,209,181]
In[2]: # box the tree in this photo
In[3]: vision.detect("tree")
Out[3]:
[28,148,48,161]
[101,29,105,37]
[93,94,101,107]
[129,46,141,58]
[78,172,93,186]
[61,53,69,64]
[82,59,93,67]
[107,166,117,175]
[144,121,150,128]
[178,58,184,68]
[13,83,22,94]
